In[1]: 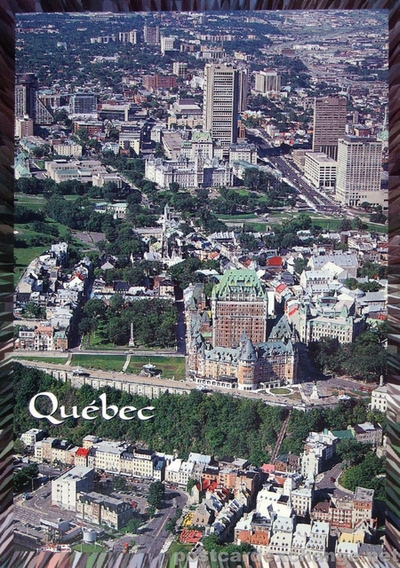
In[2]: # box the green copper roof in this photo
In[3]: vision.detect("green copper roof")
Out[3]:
[211,269,266,301]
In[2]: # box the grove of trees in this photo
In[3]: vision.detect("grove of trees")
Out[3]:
[309,329,386,383]
[14,364,287,465]
[79,297,177,348]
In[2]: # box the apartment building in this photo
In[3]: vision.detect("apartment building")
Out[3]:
[51,466,94,511]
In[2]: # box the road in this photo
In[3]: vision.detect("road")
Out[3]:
[14,471,188,555]
[15,356,375,412]
[248,127,366,218]
[110,487,187,555]
[175,298,186,355]
[315,461,353,500]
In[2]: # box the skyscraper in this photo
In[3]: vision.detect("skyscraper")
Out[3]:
[254,70,281,95]
[15,72,53,125]
[335,135,382,207]
[15,73,38,120]
[312,95,347,160]
[143,25,160,45]
[203,63,244,151]
[69,93,98,116]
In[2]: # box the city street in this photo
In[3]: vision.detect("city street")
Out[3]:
[315,461,353,500]
[109,487,188,554]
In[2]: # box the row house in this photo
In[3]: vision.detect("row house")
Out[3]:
[235,511,272,555]
[88,441,129,474]
[268,514,296,555]
[20,428,46,448]
[210,498,243,541]
[274,454,300,473]
[17,325,69,351]
[301,430,338,477]
[311,487,375,529]
[34,437,77,466]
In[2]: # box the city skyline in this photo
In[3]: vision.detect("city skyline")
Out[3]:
[9,8,395,566]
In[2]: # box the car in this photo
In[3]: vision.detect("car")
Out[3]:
[330,476,336,483]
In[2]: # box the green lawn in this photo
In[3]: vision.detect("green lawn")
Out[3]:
[164,542,192,568]
[14,245,48,285]
[71,542,105,553]
[15,195,46,210]
[127,356,186,380]
[218,213,256,220]
[71,354,126,372]
[244,222,267,232]
[270,387,292,395]
[13,355,68,365]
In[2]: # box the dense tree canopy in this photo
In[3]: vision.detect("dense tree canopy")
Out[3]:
[14,364,285,464]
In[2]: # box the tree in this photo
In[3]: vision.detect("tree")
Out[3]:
[146,505,156,519]
[369,212,387,224]
[187,478,199,493]
[147,481,165,509]
[124,517,142,534]
[338,218,352,232]
[78,317,97,340]
[13,462,39,493]
[154,143,165,158]
[294,257,308,275]
[202,534,220,552]
[169,182,180,192]
[112,476,128,491]
[14,438,26,455]
[32,144,51,158]
[83,298,107,319]
[336,438,372,467]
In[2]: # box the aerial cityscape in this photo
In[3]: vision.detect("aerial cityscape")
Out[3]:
[13,10,391,565]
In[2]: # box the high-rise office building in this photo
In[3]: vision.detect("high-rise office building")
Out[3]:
[238,68,248,113]
[172,61,188,78]
[203,63,244,151]
[118,30,138,44]
[143,25,160,45]
[335,135,382,207]
[161,36,176,55]
[312,95,347,160]
[69,93,98,116]
[254,70,281,94]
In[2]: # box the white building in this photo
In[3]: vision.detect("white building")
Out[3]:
[335,136,383,207]
[15,116,34,138]
[161,36,176,55]
[229,142,257,165]
[51,466,94,511]
[254,70,281,95]
[45,159,106,184]
[370,382,387,413]
[20,428,45,448]
[118,30,138,44]
[304,152,336,189]
[165,458,182,484]
[53,142,83,158]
